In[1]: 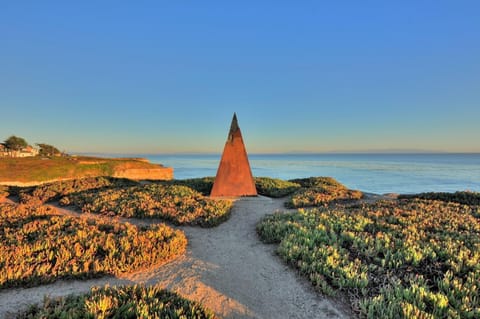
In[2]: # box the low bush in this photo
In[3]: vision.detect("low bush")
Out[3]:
[0,203,186,289]
[17,284,215,319]
[18,177,138,206]
[257,199,480,318]
[17,284,216,319]
[254,177,301,198]
[286,188,363,208]
[399,191,480,206]
[168,177,215,196]
[62,184,232,227]
[164,177,302,198]
[286,177,362,208]
[289,177,346,189]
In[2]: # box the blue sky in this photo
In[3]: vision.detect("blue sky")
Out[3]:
[1,1,479,153]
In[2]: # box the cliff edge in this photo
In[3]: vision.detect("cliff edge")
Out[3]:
[0,156,173,186]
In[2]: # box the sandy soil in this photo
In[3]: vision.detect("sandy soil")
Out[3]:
[0,196,350,319]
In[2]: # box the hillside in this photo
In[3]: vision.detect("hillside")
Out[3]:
[0,156,173,185]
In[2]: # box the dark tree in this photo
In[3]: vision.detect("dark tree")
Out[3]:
[36,143,61,156]
[4,135,28,151]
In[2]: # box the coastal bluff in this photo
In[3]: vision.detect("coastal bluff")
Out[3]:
[112,167,173,180]
[0,156,173,186]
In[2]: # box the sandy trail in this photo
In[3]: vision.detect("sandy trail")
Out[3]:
[0,196,349,319]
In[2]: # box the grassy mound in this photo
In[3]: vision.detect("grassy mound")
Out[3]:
[167,177,215,196]
[257,199,480,318]
[0,156,169,184]
[17,285,216,319]
[399,191,480,206]
[18,177,138,206]
[0,203,186,289]
[61,184,232,227]
[289,177,346,188]
[161,177,302,198]
[155,176,303,198]
[255,177,301,198]
[286,177,362,208]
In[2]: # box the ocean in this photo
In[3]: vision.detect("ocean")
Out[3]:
[144,153,480,195]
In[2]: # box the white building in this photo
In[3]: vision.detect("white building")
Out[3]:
[0,144,39,157]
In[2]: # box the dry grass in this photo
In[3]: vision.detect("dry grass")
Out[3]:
[0,156,162,183]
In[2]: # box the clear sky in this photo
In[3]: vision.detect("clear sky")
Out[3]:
[1,1,479,154]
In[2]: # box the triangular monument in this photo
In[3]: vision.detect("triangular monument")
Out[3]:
[210,113,257,197]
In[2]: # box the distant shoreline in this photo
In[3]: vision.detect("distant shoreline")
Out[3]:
[2,154,479,193]
[144,153,480,194]
[73,151,480,157]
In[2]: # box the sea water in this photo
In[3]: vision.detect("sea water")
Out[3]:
[145,153,480,194]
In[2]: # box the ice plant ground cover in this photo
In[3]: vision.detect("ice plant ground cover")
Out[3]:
[16,285,216,319]
[5,177,232,227]
[161,176,302,198]
[286,177,363,208]
[399,191,480,207]
[254,177,301,198]
[16,176,138,206]
[5,176,479,318]
[257,197,480,318]
[8,176,360,228]
[0,203,186,289]
[61,184,233,227]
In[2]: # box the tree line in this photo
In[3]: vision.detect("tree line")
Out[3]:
[1,135,63,157]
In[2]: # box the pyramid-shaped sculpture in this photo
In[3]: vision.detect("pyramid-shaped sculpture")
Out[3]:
[210,113,257,197]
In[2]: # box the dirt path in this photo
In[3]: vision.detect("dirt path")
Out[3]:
[0,196,349,319]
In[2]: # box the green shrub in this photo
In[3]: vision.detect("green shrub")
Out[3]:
[0,203,186,289]
[289,177,346,189]
[254,177,301,198]
[62,184,232,227]
[18,177,138,205]
[286,188,363,208]
[159,176,302,198]
[17,285,216,319]
[286,177,362,208]
[167,177,215,196]
[257,199,480,318]
[256,212,302,244]
[399,191,480,206]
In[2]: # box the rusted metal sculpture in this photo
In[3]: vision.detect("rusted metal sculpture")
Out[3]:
[210,113,257,197]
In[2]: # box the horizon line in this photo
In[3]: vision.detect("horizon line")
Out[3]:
[72,150,480,156]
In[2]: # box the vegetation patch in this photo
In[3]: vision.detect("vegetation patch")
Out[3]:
[289,177,346,189]
[0,185,8,199]
[0,156,167,184]
[62,184,232,227]
[0,203,186,289]
[399,191,480,206]
[257,199,480,318]
[17,284,216,319]
[286,177,362,208]
[18,177,138,206]
[167,177,215,196]
[254,177,301,198]
[161,177,302,198]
